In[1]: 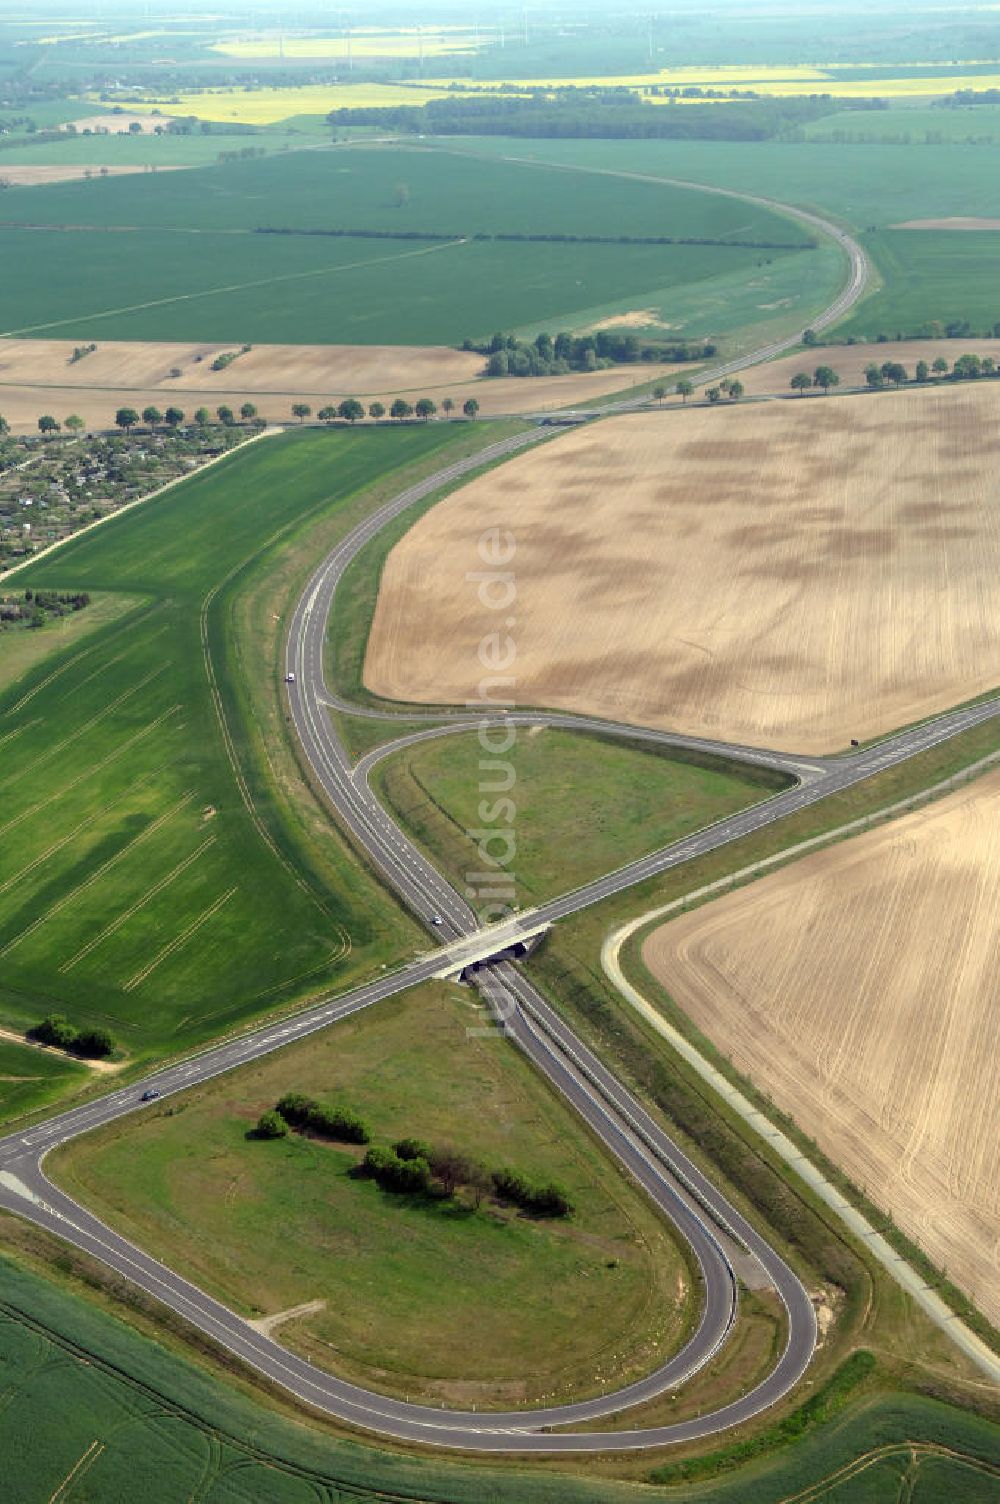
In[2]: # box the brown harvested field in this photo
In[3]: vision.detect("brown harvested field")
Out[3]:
[0,165,178,186]
[642,771,1000,1325]
[731,339,1000,398]
[69,114,163,134]
[0,338,646,431]
[893,217,1000,231]
[365,386,1000,753]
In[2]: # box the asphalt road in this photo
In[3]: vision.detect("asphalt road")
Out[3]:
[0,191,992,1452]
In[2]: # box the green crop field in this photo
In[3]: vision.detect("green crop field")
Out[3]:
[50,979,692,1406]
[802,104,1000,143]
[834,228,1000,338]
[0,127,328,167]
[441,137,1000,230]
[0,144,827,345]
[0,1251,997,1504]
[0,226,806,346]
[0,590,137,694]
[372,730,789,906]
[0,424,503,1120]
[442,138,1000,339]
[0,146,813,240]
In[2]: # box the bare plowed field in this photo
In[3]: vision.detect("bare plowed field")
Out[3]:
[730,340,1000,398]
[643,772,1000,1325]
[0,338,644,431]
[365,388,1000,752]
[0,165,177,186]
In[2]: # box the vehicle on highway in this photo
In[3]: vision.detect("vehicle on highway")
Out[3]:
[140,1089,161,1102]
[431,915,443,926]
[285,672,296,683]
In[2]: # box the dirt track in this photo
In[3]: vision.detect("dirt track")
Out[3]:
[642,772,1000,1326]
[0,338,646,432]
[365,387,1000,752]
[0,165,179,186]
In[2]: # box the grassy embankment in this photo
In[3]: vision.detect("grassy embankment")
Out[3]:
[0,422,522,1125]
[0,145,818,345]
[50,979,694,1408]
[371,728,791,904]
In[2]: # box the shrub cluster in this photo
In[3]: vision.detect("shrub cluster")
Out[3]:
[209,344,252,372]
[491,1167,574,1217]
[362,1146,432,1193]
[29,1014,115,1059]
[271,1092,371,1143]
[470,329,716,379]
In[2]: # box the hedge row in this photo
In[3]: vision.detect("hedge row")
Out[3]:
[28,1014,115,1060]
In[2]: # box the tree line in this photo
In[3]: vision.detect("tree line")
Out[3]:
[292,398,480,422]
[254,1098,573,1217]
[474,328,717,379]
[325,92,837,143]
[258,224,811,253]
[788,352,1000,395]
[0,588,91,630]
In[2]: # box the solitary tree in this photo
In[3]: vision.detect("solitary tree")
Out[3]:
[194,407,211,427]
[338,398,364,423]
[240,401,258,423]
[291,403,312,423]
[390,398,413,421]
[115,407,140,432]
[463,397,479,419]
[706,386,721,403]
[812,365,839,395]
[64,414,85,434]
[441,397,454,417]
[865,365,883,389]
[38,414,60,435]
[674,378,693,404]
[932,356,949,375]
[885,362,908,387]
[789,372,812,396]
[728,379,744,400]
[141,405,163,429]
[164,406,185,427]
[802,328,818,346]
[0,416,9,436]
[317,405,337,423]
[368,401,386,420]
[414,397,437,420]
[915,359,929,383]
[216,405,235,426]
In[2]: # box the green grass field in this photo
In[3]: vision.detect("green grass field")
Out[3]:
[50,979,692,1406]
[834,228,1000,338]
[0,1250,997,1503]
[372,730,789,906]
[0,425,503,1119]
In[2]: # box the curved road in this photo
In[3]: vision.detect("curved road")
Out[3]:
[0,187,992,1452]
